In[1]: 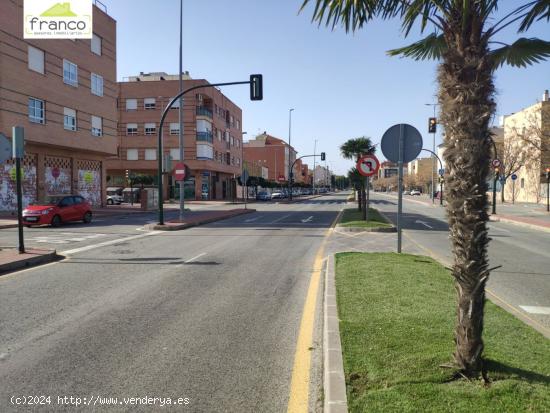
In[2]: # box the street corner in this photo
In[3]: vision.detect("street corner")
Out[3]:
[0,247,59,276]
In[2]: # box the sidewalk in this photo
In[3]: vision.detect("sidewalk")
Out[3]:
[0,247,58,275]
[379,192,550,232]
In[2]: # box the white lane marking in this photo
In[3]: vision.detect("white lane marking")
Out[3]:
[245,216,263,223]
[519,306,550,315]
[28,233,108,244]
[489,225,511,233]
[270,214,291,224]
[184,252,206,263]
[61,231,161,255]
[301,216,314,223]
[415,220,433,229]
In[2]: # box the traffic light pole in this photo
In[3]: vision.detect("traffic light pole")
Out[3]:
[421,148,444,206]
[156,77,261,225]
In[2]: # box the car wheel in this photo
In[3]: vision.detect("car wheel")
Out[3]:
[83,211,92,224]
[25,225,32,228]
[51,215,62,227]
[107,198,114,205]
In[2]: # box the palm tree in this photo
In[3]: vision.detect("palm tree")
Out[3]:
[340,137,376,218]
[302,0,550,378]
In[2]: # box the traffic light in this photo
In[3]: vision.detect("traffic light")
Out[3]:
[125,169,129,180]
[321,152,326,161]
[250,74,263,101]
[428,117,437,133]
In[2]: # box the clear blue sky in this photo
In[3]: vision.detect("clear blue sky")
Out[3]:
[105,0,549,175]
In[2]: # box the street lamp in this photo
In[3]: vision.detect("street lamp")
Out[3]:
[241,131,247,202]
[312,139,317,194]
[288,108,294,201]
[177,0,185,221]
[425,103,438,204]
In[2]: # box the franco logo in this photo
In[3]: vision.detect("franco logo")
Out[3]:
[24,0,93,39]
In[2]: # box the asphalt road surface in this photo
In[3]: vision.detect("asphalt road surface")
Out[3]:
[371,192,550,334]
[0,194,345,412]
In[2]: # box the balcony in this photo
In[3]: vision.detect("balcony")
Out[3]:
[196,131,213,143]
[196,107,213,119]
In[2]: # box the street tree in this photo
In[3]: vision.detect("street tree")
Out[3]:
[301,0,550,379]
[340,137,376,218]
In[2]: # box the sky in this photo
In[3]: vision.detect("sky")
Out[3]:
[104,0,550,175]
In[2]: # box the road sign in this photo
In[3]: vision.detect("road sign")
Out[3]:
[511,173,518,181]
[0,133,11,163]
[242,169,249,183]
[492,159,501,168]
[357,154,380,177]
[277,175,285,182]
[381,124,423,163]
[173,162,187,181]
[438,168,445,176]
[499,176,506,184]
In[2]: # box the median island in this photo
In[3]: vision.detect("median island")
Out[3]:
[335,252,550,412]
[338,207,393,230]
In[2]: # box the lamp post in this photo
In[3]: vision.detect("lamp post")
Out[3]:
[425,103,438,203]
[312,139,317,194]
[241,131,247,202]
[288,108,294,201]
[177,0,185,221]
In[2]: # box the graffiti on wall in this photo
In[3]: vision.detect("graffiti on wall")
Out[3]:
[45,166,71,196]
[78,169,101,206]
[0,164,37,211]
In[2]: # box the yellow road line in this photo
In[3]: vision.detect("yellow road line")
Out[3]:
[287,206,340,412]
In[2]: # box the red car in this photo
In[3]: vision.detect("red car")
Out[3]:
[23,195,92,227]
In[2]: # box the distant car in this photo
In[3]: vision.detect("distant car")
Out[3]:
[410,190,421,196]
[106,187,123,205]
[23,195,92,227]
[256,191,270,201]
[271,192,284,199]
[403,190,411,195]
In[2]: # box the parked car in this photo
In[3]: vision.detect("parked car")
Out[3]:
[23,195,92,227]
[106,187,123,205]
[410,190,421,196]
[403,190,411,195]
[271,192,284,199]
[256,191,270,201]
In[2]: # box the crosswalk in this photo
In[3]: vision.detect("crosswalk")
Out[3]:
[27,232,108,244]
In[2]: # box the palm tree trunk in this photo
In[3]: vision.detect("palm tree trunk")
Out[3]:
[438,29,495,378]
[357,185,362,211]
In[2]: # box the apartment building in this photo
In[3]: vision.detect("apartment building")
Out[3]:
[243,132,296,183]
[502,91,550,203]
[0,0,117,210]
[106,72,243,200]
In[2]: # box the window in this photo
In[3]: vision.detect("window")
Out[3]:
[171,99,181,109]
[231,136,234,146]
[28,46,44,74]
[126,149,138,160]
[91,73,103,96]
[126,99,137,111]
[224,131,230,142]
[63,107,76,131]
[144,98,156,110]
[217,130,222,141]
[521,178,525,189]
[91,33,102,55]
[145,149,157,160]
[236,139,240,149]
[170,148,181,161]
[144,123,156,135]
[91,116,102,136]
[170,123,180,135]
[230,115,234,127]
[196,119,212,133]
[63,59,78,86]
[28,98,45,124]
[196,144,213,159]
[126,123,138,135]
[236,119,240,130]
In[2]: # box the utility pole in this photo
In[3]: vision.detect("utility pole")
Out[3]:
[312,139,317,194]
[425,103,438,204]
[178,0,185,221]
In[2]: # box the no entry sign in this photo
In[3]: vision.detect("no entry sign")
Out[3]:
[173,162,187,181]
[357,155,380,177]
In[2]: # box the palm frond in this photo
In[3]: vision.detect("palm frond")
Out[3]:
[387,33,446,60]
[300,0,377,32]
[489,37,550,69]
[519,0,550,31]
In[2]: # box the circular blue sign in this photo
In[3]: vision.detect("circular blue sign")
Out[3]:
[511,174,518,181]
[381,124,423,163]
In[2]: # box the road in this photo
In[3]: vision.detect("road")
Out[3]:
[371,192,550,334]
[0,194,346,412]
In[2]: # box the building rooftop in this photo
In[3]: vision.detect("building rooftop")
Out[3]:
[123,72,193,82]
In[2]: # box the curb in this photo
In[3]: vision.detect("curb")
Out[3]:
[0,248,58,275]
[324,254,348,413]
[145,209,256,231]
[0,223,18,229]
[335,225,396,233]
[489,215,550,233]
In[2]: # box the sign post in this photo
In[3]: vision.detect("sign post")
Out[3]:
[241,169,249,210]
[381,124,423,253]
[12,126,25,253]
[511,173,517,204]
[491,159,501,215]
[356,154,380,221]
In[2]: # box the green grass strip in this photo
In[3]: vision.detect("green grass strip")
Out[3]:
[339,208,392,229]
[335,252,550,413]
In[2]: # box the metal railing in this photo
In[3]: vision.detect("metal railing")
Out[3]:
[196,131,213,143]
[196,107,213,119]
[93,0,107,12]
